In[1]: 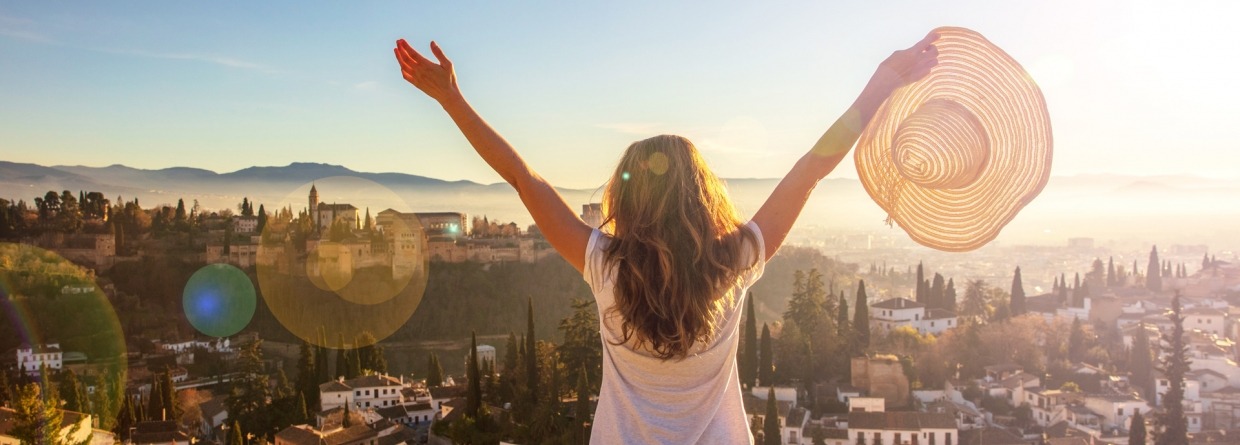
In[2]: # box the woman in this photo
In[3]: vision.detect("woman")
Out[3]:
[394,33,937,444]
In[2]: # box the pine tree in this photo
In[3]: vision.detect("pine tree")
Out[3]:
[1155,294,1190,445]
[467,332,481,419]
[742,294,758,388]
[1146,246,1162,292]
[1010,267,1026,316]
[759,324,774,385]
[854,280,870,350]
[763,387,781,445]
[1130,409,1147,445]
[12,383,66,445]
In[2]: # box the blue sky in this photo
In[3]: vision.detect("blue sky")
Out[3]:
[2,1,1237,188]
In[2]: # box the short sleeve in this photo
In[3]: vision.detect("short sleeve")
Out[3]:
[742,221,766,286]
[582,228,609,296]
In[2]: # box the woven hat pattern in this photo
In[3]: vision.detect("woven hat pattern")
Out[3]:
[856,27,1053,252]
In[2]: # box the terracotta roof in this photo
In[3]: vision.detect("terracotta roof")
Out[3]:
[275,425,323,445]
[132,420,190,444]
[848,412,956,430]
[960,427,1026,445]
[320,380,351,392]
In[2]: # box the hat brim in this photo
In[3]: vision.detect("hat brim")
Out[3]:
[856,27,1053,252]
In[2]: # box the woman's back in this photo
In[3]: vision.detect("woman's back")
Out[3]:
[583,222,765,444]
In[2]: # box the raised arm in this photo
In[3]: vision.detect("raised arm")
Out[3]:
[752,32,939,260]
[395,39,591,273]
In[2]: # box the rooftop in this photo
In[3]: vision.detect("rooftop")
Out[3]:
[848,412,956,431]
[871,298,925,310]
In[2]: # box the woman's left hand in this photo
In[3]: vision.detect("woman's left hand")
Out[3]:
[394,39,461,104]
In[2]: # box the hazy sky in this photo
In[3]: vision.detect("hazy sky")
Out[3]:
[2,1,1237,189]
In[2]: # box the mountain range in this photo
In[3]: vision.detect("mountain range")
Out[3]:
[2,160,1238,248]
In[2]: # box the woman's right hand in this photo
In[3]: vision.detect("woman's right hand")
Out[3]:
[867,32,940,98]
[394,39,462,105]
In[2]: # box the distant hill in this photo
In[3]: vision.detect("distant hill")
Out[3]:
[2,161,1238,247]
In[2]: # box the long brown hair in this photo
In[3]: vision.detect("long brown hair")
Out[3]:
[600,135,758,359]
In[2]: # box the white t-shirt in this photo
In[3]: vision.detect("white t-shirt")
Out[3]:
[582,221,766,444]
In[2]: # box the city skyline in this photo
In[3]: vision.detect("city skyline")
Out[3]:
[3,1,1239,189]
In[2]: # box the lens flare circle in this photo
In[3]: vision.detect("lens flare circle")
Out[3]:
[183,263,257,337]
[0,243,127,417]
[257,176,430,347]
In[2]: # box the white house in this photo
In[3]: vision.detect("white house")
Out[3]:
[847,411,958,445]
[233,215,259,234]
[319,374,425,412]
[464,344,497,370]
[871,298,958,335]
[16,343,62,375]
[1184,307,1227,336]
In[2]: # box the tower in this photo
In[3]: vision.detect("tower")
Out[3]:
[309,184,319,232]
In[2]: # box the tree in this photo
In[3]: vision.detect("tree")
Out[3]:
[575,365,592,444]
[837,295,850,338]
[1107,257,1117,287]
[742,294,759,388]
[467,331,481,419]
[961,280,991,322]
[759,323,774,385]
[525,297,538,406]
[944,278,956,313]
[763,387,781,445]
[1155,293,1190,445]
[148,377,166,421]
[559,299,601,395]
[257,204,268,233]
[228,420,244,445]
[296,340,319,412]
[57,369,86,413]
[1146,246,1162,292]
[1067,318,1086,362]
[11,382,71,445]
[1131,323,1154,400]
[1010,267,1026,316]
[1130,409,1147,445]
[160,369,178,421]
[930,273,945,310]
[854,280,870,351]
[426,353,444,387]
[228,340,272,443]
[915,262,926,304]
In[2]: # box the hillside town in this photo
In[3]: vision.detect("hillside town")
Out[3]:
[2,185,1240,445]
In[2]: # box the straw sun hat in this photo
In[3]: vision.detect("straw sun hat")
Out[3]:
[855,26,1052,252]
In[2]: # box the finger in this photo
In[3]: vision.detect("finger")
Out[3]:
[398,39,433,65]
[430,41,452,68]
[914,32,940,51]
[394,48,417,72]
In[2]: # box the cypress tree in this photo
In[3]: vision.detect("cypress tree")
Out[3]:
[1010,267,1026,316]
[426,353,443,387]
[1132,323,1154,401]
[915,262,925,304]
[576,366,592,443]
[1130,409,1146,445]
[1203,253,1210,271]
[837,296,850,338]
[742,294,758,388]
[228,421,244,445]
[944,278,956,313]
[335,334,348,380]
[1107,257,1116,287]
[147,377,165,421]
[296,340,317,409]
[930,273,945,310]
[1146,246,1162,292]
[854,281,870,350]
[526,298,538,405]
[763,387,781,445]
[1155,294,1190,445]
[759,324,773,385]
[467,331,481,419]
[57,369,85,413]
[160,369,177,421]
